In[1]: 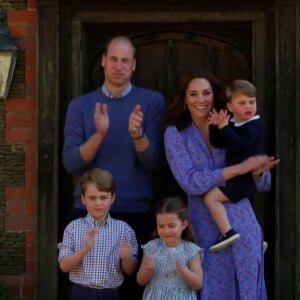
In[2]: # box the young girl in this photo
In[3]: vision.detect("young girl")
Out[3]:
[136,196,203,300]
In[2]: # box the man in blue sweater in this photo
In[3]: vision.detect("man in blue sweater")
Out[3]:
[62,35,166,300]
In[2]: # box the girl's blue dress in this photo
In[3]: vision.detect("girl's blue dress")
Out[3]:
[142,238,203,300]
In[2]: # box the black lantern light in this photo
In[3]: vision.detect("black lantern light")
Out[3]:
[0,8,18,100]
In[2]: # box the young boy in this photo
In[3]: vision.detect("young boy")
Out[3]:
[58,168,138,300]
[205,79,265,252]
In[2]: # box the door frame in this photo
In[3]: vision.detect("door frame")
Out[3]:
[36,3,268,299]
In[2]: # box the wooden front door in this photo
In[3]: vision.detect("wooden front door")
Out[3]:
[85,23,252,96]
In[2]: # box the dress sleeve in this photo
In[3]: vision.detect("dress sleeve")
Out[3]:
[186,242,204,262]
[164,126,224,196]
[253,171,271,192]
[141,239,159,256]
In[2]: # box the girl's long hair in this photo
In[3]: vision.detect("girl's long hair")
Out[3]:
[153,196,196,243]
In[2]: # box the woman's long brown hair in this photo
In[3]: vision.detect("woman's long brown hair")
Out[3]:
[164,72,226,131]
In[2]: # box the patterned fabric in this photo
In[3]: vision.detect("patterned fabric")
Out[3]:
[164,124,270,300]
[141,238,202,300]
[58,214,138,288]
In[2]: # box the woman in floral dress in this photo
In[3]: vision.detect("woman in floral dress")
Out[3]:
[163,73,278,300]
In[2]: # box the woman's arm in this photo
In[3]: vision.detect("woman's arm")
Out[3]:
[164,126,278,196]
[252,156,279,191]
[164,126,225,196]
[223,155,278,181]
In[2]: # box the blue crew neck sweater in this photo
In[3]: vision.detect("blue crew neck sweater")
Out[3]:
[63,85,166,213]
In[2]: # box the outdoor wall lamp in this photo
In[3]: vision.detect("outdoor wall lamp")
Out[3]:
[0,8,18,100]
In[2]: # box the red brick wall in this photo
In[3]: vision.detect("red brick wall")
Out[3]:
[1,1,37,299]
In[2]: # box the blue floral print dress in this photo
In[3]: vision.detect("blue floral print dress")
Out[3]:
[164,124,271,300]
[142,238,203,300]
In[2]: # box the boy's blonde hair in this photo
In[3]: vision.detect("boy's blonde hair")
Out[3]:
[226,79,256,100]
[80,168,116,195]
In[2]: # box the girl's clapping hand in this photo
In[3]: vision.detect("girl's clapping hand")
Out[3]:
[142,253,156,269]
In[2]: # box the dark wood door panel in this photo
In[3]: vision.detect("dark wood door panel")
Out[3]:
[89,30,251,101]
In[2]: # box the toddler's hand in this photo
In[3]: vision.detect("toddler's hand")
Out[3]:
[208,109,229,129]
[208,108,220,126]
